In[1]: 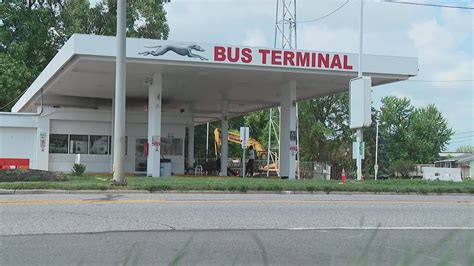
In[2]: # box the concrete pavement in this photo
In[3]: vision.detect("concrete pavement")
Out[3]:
[2,229,473,265]
[0,193,472,235]
[0,193,473,265]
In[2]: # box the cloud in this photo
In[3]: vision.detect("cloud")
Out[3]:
[242,29,268,47]
[298,25,358,52]
[407,8,473,88]
[164,0,274,45]
[436,60,473,82]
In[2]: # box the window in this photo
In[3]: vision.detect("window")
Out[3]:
[161,138,183,156]
[49,134,68,154]
[70,135,88,154]
[90,135,109,155]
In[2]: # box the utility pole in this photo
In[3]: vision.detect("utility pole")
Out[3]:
[112,0,126,184]
[356,0,365,181]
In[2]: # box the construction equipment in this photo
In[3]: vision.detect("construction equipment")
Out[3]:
[214,128,267,158]
[214,128,284,175]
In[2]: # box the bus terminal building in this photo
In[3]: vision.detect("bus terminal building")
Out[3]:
[0,34,418,178]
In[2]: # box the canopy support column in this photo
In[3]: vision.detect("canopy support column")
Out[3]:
[187,105,195,171]
[279,81,297,179]
[147,73,162,177]
[36,114,50,171]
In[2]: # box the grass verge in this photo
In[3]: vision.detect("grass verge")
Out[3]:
[0,176,473,194]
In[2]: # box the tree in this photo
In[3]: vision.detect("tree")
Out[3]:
[379,96,453,168]
[379,96,413,162]
[59,0,169,40]
[406,104,453,163]
[244,110,270,147]
[0,53,35,109]
[298,93,353,173]
[0,3,60,109]
[0,1,169,110]
[389,159,415,178]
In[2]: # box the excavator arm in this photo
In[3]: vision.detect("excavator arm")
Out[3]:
[214,128,293,175]
[214,128,267,158]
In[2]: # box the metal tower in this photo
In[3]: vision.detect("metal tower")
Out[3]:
[267,0,300,177]
[274,0,297,49]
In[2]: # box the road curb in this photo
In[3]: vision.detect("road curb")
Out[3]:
[0,189,472,196]
[0,189,15,195]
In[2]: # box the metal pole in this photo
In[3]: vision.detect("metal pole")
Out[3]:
[270,0,279,177]
[281,0,285,48]
[206,122,209,162]
[296,102,300,179]
[242,147,246,178]
[294,0,299,179]
[356,0,364,181]
[112,0,126,184]
[266,108,273,177]
[375,120,379,181]
[358,0,364,78]
[293,0,297,49]
[274,0,279,48]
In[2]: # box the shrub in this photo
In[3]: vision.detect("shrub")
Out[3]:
[0,169,66,182]
[72,163,86,176]
[389,160,415,178]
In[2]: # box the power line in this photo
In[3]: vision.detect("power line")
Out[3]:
[406,79,473,83]
[383,1,474,10]
[450,139,474,144]
[451,135,474,140]
[297,0,349,23]
[0,89,28,111]
[453,130,474,136]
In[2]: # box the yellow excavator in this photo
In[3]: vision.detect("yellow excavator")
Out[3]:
[214,128,282,175]
[213,128,267,158]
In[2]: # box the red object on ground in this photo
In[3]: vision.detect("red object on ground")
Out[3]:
[0,158,30,170]
[341,168,347,183]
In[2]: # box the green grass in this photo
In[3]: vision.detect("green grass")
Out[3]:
[0,175,473,194]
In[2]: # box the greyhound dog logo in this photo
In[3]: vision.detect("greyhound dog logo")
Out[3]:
[139,44,208,61]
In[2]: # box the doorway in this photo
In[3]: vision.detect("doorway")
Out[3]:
[135,138,147,173]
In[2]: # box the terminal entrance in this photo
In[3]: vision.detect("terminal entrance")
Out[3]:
[135,138,147,173]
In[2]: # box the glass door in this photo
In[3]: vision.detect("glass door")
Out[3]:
[135,138,147,173]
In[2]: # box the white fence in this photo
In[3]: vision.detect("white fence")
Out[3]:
[422,167,462,182]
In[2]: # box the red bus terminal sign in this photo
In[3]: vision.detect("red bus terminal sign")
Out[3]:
[136,41,357,73]
[214,46,353,71]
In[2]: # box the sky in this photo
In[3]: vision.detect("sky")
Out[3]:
[92,0,473,151]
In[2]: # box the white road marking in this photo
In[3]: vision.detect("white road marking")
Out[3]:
[288,226,474,230]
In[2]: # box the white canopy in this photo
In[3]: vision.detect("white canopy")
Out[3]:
[13,34,418,124]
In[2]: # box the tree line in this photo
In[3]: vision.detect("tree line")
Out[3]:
[194,95,453,178]
[0,0,169,110]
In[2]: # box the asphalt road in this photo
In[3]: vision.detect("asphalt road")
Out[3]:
[0,193,473,265]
